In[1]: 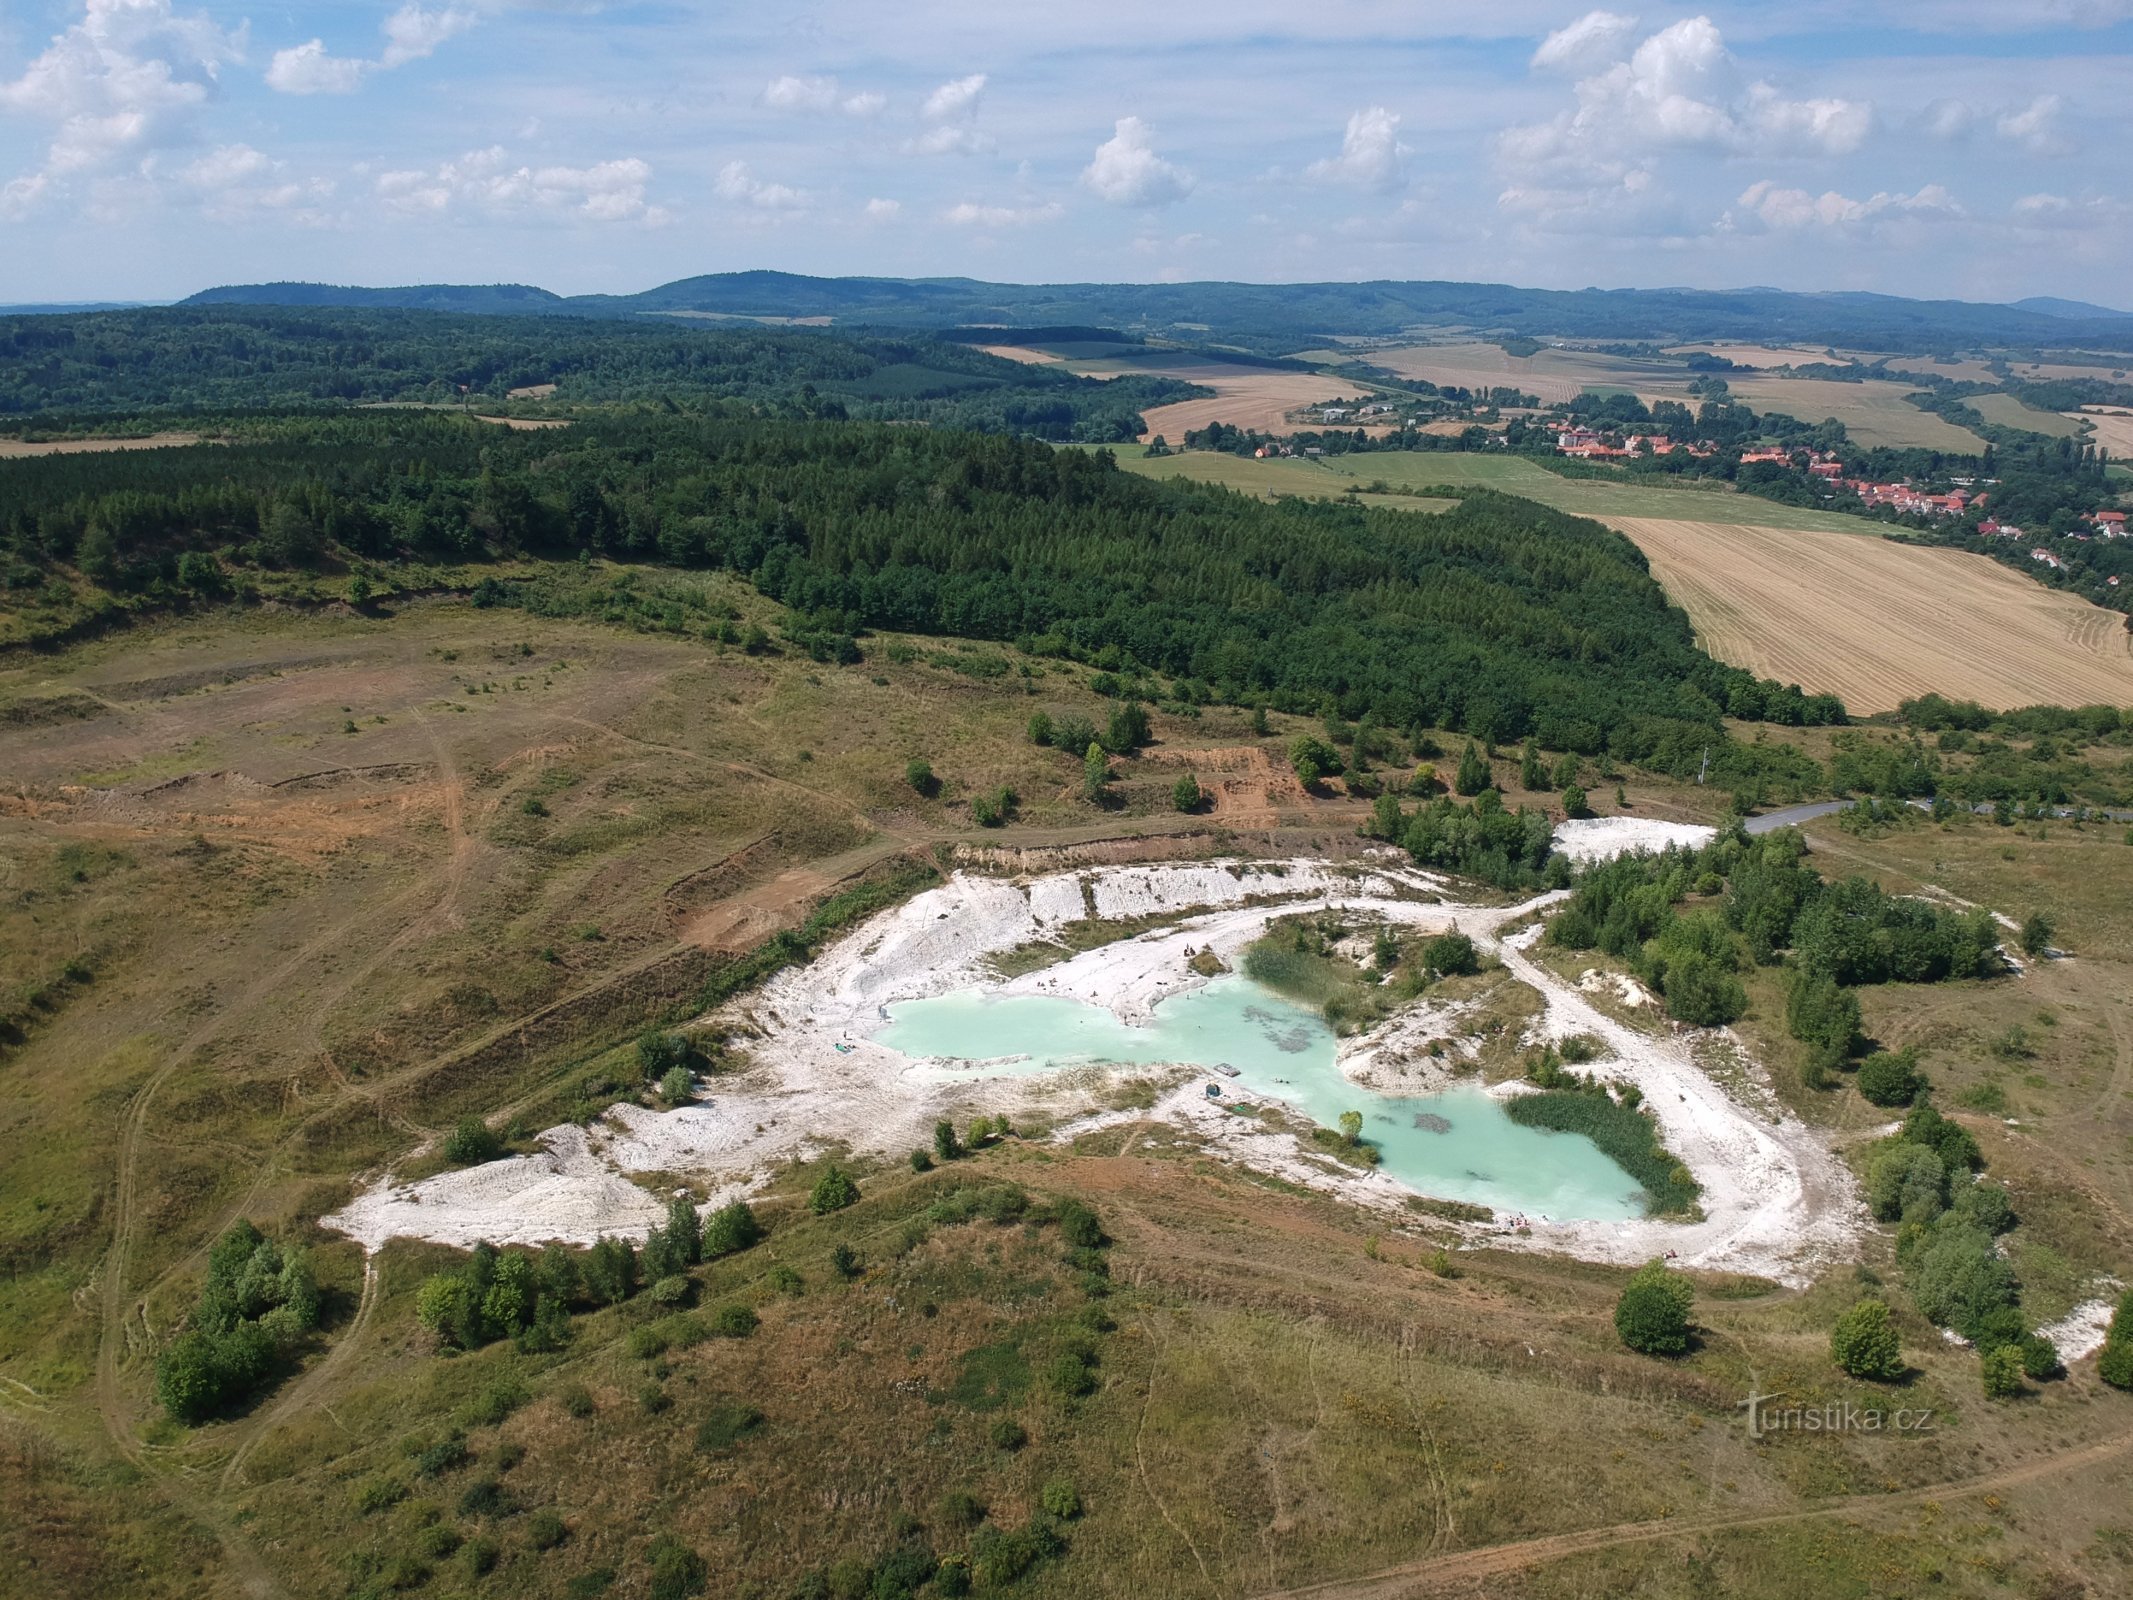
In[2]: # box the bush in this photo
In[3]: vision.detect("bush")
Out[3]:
[1981,1343,2025,1399]
[1040,1480,1082,1519]
[1046,1350,1098,1398]
[354,1476,408,1515]
[635,1029,704,1082]
[463,1537,500,1577]
[1504,1092,1699,1215]
[443,1117,503,1166]
[659,1065,694,1104]
[694,1403,765,1453]
[2019,912,2054,957]
[970,1520,1065,1589]
[1856,1049,1923,1108]
[1422,931,1478,978]
[1171,773,1201,812]
[1055,1200,1104,1250]
[701,1200,763,1259]
[1026,711,1053,746]
[711,1303,759,1339]
[1867,1144,1947,1225]
[1657,951,1746,1028]
[415,1436,470,1477]
[458,1476,509,1517]
[831,1242,861,1279]
[936,1489,987,1529]
[526,1509,569,1550]
[988,1417,1028,1451]
[2019,1333,2062,1380]
[933,1119,963,1163]
[646,1535,708,1600]
[810,1165,860,1214]
[557,1382,595,1419]
[904,758,938,797]
[1829,1299,1904,1381]
[909,1148,934,1172]
[1614,1259,1694,1355]
[1910,1223,2017,1339]
[2099,1340,2133,1390]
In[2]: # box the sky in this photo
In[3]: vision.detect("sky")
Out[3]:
[2,1,2131,306]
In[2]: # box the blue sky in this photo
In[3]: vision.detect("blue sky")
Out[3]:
[3,1,2130,305]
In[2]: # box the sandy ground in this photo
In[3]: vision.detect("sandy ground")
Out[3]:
[1552,816,1716,863]
[1610,516,2133,713]
[329,854,1864,1286]
[2037,1294,2122,1364]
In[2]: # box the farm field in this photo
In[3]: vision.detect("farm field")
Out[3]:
[1718,375,1987,451]
[1611,516,2133,712]
[2071,406,2133,457]
[1119,446,1901,534]
[1362,340,1677,404]
[1063,351,1363,440]
[1969,393,2088,436]
[0,432,209,458]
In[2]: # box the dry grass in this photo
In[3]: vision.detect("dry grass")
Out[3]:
[1717,376,1986,452]
[1968,393,2087,437]
[1608,517,2133,712]
[0,432,209,457]
[1071,353,1366,441]
[2072,406,2133,458]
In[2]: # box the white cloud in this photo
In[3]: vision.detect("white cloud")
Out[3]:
[266,40,368,95]
[945,199,1062,226]
[1997,94,2071,155]
[0,0,246,200]
[176,141,334,220]
[904,123,994,157]
[375,146,661,222]
[1916,98,1975,140]
[1730,179,1959,230]
[921,73,986,121]
[1531,10,1640,75]
[862,196,900,220]
[713,159,804,210]
[1080,116,1193,207]
[379,6,475,69]
[1305,106,1405,192]
[2011,191,2130,230]
[266,3,471,95]
[763,74,882,117]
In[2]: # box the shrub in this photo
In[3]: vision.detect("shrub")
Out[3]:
[354,1476,408,1515]
[1981,1343,2025,1399]
[1866,1144,1947,1225]
[810,1165,860,1214]
[646,1535,708,1600]
[1614,1259,1694,1356]
[2019,912,2054,957]
[647,1275,693,1308]
[659,1065,694,1104]
[1952,1181,2015,1235]
[1856,1049,1924,1108]
[1040,1480,1082,1519]
[2019,1333,2062,1380]
[909,1148,934,1172]
[988,1417,1028,1450]
[463,1537,500,1576]
[1046,1350,1098,1398]
[694,1403,765,1453]
[526,1509,569,1550]
[417,1525,464,1560]
[638,1382,672,1415]
[1910,1223,2017,1339]
[443,1117,504,1165]
[933,1119,963,1163]
[458,1476,509,1517]
[831,1242,861,1279]
[2100,1340,2133,1391]
[1026,711,1053,747]
[1829,1299,1904,1381]
[415,1436,469,1477]
[969,1520,1065,1588]
[711,1303,759,1339]
[1422,931,1478,978]
[1657,951,1746,1028]
[904,759,938,797]
[557,1382,595,1419]
[1055,1200,1104,1250]
[1171,773,1201,812]
[937,1489,987,1529]
[701,1200,762,1259]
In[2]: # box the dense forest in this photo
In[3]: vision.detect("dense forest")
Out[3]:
[0,308,1196,440]
[182,271,2133,356]
[0,411,1828,769]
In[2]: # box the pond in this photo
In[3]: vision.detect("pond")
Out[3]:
[879,975,1648,1222]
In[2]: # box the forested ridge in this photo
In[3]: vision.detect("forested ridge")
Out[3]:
[0,307,1194,440]
[1,411,1823,764]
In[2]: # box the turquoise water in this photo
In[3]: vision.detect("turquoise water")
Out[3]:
[879,976,1648,1222]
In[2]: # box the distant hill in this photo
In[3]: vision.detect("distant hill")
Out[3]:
[2010,295,2132,321]
[182,281,565,314]
[175,272,2133,354]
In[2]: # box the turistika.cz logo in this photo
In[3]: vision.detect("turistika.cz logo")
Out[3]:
[1741,1391,1935,1440]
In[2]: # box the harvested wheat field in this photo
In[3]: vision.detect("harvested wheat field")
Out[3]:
[0,431,208,457]
[1609,517,2133,713]
[1121,361,1362,441]
[2072,406,2133,457]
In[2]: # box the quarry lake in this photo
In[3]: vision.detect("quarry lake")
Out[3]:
[880,975,1649,1222]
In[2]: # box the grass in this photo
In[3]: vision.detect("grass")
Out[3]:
[1503,1091,1702,1215]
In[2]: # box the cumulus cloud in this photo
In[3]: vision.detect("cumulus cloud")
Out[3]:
[1531,10,1640,75]
[762,74,884,117]
[713,159,805,210]
[1730,179,1959,230]
[1997,95,2071,155]
[945,199,1062,226]
[176,141,335,220]
[375,145,661,222]
[266,40,367,94]
[1305,106,1405,192]
[1080,116,1193,207]
[2011,191,2130,229]
[862,196,900,219]
[267,4,472,95]
[1500,16,1870,184]
[905,123,994,157]
[0,0,246,202]
[921,73,986,121]
[1916,98,1975,140]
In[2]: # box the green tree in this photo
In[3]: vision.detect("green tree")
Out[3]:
[665,1194,702,1266]
[1551,751,1580,788]
[1026,710,1054,747]
[934,1119,964,1163]
[1855,1048,1923,1107]
[1867,1143,1947,1224]
[1423,931,1478,977]
[1657,952,1746,1027]
[443,1117,502,1165]
[905,758,938,797]
[1520,741,1544,790]
[1104,701,1151,753]
[1172,773,1202,813]
[1560,784,1589,818]
[659,1065,693,1104]
[1337,1110,1363,1147]
[1829,1299,1904,1381]
[810,1165,860,1214]
[1981,1343,2025,1399]
[1082,742,1111,803]
[2019,912,2054,957]
[1614,1259,1694,1355]
[1454,742,1491,796]
[1288,735,1340,788]
[702,1200,762,1258]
